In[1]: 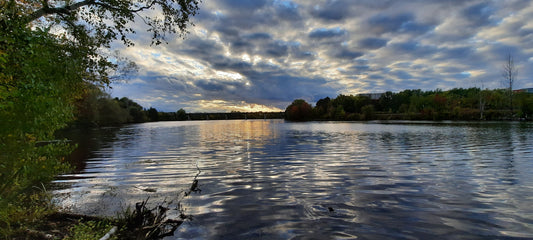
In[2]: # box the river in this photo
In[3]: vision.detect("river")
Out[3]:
[53,120,533,239]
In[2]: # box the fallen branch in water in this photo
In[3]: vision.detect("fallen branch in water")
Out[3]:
[114,197,189,239]
[114,164,202,239]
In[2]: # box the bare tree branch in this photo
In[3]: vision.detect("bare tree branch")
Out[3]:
[502,53,518,114]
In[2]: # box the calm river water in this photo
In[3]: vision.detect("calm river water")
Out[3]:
[53,120,533,239]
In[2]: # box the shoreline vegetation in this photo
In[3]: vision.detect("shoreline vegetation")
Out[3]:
[72,87,286,127]
[1,0,201,238]
[72,87,533,129]
[285,88,533,122]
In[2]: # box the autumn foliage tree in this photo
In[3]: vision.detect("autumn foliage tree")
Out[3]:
[285,99,313,121]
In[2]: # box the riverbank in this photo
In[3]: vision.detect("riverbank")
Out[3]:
[12,156,203,240]
[13,212,109,240]
[10,192,193,239]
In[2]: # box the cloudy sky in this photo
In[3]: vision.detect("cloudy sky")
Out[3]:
[109,0,533,112]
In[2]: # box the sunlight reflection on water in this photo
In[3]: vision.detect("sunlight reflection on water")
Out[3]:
[53,120,533,239]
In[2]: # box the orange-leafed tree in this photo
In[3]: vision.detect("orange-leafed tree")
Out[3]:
[285,99,313,121]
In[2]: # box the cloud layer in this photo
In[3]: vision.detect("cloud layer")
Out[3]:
[110,0,533,112]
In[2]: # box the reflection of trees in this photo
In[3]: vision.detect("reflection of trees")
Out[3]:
[58,126,122,172]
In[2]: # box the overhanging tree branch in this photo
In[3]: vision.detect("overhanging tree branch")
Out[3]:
[27,0,95,23]
[23,0,200,45]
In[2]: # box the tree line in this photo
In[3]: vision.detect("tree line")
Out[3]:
[73,86,190,126]
[286,88,533,121]
[73,86,285,126]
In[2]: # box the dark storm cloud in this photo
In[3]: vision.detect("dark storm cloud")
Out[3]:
[311,0,353,22]
[213,25,240,38]
[462,2,496,27]
[248,74,336,103]
[367,12,435,35]
[350,65,370,73]
[212,57,254,73]
[288,44,316,60]
[435,46,476,62]
[309,27,347,39]
[390,41,437,57]
[390,70,413,80]
[217,0,269,12]
[180,36,225,60]
[291,50,316,60]
[194,79,246,92]
[230,40,253,53]
[333,48,364,60]
[368,13,413,33]
[243,32,272,41]
[400,21,435,34]
[481,43,527,63]
[368,74,384,80]
[358,37,388,49]
[273,0,302,21]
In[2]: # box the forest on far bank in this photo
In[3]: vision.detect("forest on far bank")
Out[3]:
[285,88,533,121]
[74,87,284,127]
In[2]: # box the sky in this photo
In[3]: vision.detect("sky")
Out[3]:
[108,0,533,113]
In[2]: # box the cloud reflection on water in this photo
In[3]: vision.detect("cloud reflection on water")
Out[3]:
[54,120,533,239]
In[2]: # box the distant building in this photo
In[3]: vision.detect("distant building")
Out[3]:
[357,93,384,100]
[513,88,533,93]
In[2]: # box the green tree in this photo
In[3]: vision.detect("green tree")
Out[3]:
[517,93,533,119]
[332,95,356,113]
[147,107,159,122]
[118,97,147,123]
[0,0,200,236]
[361,104,375,120]
[75,89,148,125]
[333,105,346,120]
[378,91,394,112]
[75,84,106,125]
[177,108,187,121]
[0,21,84,235]
[314,97,331,119]
[97,98,129,125]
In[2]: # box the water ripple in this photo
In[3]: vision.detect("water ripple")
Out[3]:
[54,120,533,239]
